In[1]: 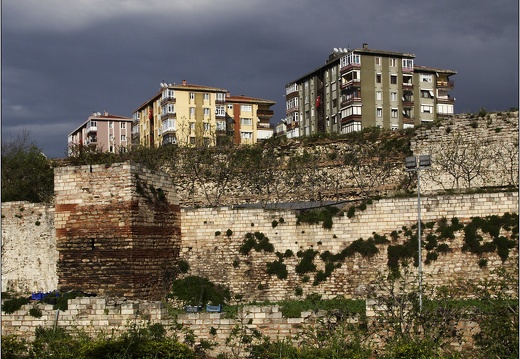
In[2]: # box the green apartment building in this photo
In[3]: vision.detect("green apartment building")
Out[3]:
[283,43,456,138]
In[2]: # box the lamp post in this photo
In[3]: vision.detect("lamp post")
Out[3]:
[405,155,431,311]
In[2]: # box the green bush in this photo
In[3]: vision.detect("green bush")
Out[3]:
[169,276,230,306]
[1,296,30,314]
[266,259,288,280]
[29,306,42,318]
[177,259,190,273]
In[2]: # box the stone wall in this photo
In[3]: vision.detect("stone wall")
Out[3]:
[167,113,519,207]
[1,202,56,293]
[0,298,478,355]
[54,163,181,299]
[412,112,519,192]
[180,191,518,302]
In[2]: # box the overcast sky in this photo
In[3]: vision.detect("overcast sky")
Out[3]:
[2,0,518,158]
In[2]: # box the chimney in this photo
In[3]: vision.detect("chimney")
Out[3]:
[363,43,368,49]
[182,79,187,85]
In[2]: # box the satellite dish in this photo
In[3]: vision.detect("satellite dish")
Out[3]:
[333,48,339,53]
[339,48,344,53]
[344,48,349,52]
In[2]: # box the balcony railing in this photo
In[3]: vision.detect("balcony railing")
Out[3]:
[160,97,176,106]
[341,97,362,108]
[161,112,177,120]
[86,125,97,133]
[340,79,361,90]
[86,137,97,146]
[340,63,361,73]
[341,114,362,124]
[437,96,455,104]
[257,110,274,117]
[436,80,454,88]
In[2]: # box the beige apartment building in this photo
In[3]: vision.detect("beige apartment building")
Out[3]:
[68,111,133,155]
[132,80,275,147]
[283,43,456,137]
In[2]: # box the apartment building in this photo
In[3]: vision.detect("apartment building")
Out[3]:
[132,80,275,147]
[225,95,275,145]
[283,43,456,137]
[68,111,133,155]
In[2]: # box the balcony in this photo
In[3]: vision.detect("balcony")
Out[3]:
[341,97,362,108]
[160,97,176,106]
[436,80,455,89]
[161,112,176,120]
[340,78,361,90]
[341,114,361,124]
[86,136,97,146]
[437,96,455,104]
[86,124,97,133]
[340,63,361,73]
[257,109,274,117]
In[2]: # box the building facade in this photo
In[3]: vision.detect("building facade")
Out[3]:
[283,43,456,137]
[132,80,275,147]
[68,111,133,155]
[225,95,275,145]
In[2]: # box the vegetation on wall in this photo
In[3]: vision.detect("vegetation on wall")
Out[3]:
[169,276,231,307]
[1,130,55,203]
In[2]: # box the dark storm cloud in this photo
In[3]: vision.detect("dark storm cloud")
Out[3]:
[2,0,518,158]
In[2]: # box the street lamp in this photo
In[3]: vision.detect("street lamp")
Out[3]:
[405,155,431,311]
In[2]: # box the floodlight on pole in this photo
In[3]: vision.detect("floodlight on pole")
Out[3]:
[405,155,431,311]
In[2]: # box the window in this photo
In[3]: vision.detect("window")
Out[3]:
[241,104,252,112]
[121,135,126,141]
[190,122,195,131]
[391,124,399,130]
[421,90,434,98]
[340,52,361,68]
[402,59,414,69]
[190,92,195,100]
[109,121,113,129]
[375,57,381,65]
[203,93,210,101]
[421,105,433,113]
[241,118,252,126]
[204,108,210,116]
[376,91,382,101]
[190,107,195,118]
[216,106,225,116]
[162,89,175,99]
[120,122,126,129]
[216,121,226,131]
[376,73,382,84]
[162,104,175,114]
[390,75,397,85]
[391,92,397,101]
[203,123,210,131]
[240,131,253,139]
[421,74,433,83]
[390,58,397,67]
[391,108,398,118]
[227,104,233,110]
[216,92,225,102]
[190,137,195,145]
[377,108,382,118]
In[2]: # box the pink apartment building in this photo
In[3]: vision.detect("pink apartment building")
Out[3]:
[68,111,133,155]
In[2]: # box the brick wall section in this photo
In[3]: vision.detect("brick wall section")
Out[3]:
[54,163,181,299]
[1,202,56,293]
[180,191,518,302]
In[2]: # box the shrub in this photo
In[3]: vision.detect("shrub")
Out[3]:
[169,276,230,306]
[226,229,233,237]
[271,220,278,228]
[177,259,190,273]
[2,296,30,314]
[266,260,288,280]
[29,306,42,318]
[295,249,318,275]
